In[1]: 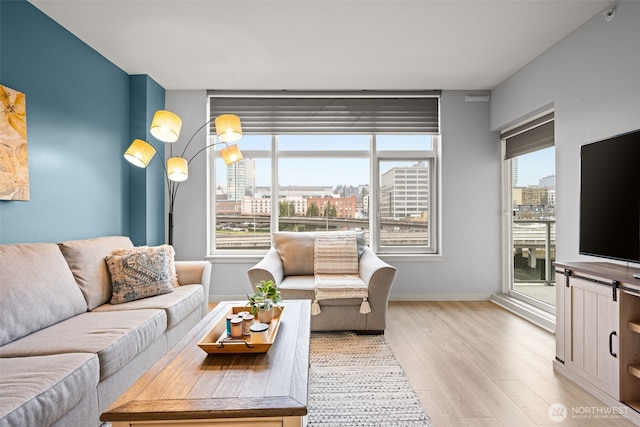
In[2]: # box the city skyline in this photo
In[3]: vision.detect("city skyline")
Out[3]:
[214,138,555,189]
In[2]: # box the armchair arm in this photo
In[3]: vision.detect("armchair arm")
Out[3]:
[247,248,285,291]
[175,261,212,317]
[359,246,396,313]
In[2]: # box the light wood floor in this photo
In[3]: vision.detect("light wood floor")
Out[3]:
[208,301,637,426]
[385,301,636,427]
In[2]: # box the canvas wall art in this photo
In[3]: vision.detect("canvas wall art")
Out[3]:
[0,84,29,201]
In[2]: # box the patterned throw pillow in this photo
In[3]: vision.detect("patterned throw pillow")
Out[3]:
[110,245,179,287]
[314,231,359,275]
[106,245,176,304]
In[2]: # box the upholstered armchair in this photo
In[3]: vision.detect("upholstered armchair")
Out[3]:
[247,231,396,334]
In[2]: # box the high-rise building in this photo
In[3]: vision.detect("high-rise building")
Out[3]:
[227,159,255,201]
[539,174,556,188]
[512,157,519,187]
[380,162,429,219]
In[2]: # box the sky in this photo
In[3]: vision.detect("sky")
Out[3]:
[515,146,555,187]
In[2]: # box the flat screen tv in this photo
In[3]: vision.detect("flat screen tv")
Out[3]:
[579,129,640,265]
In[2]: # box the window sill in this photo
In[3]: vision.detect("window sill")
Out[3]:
[377,253,443,262]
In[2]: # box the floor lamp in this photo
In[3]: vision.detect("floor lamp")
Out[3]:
[124,110,243,245]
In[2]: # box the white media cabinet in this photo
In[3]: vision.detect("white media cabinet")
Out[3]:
[554,261,640,425]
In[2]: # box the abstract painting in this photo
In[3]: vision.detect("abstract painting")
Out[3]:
[0,84,29,200]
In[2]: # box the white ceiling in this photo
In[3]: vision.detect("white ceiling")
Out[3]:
[29,0,613,91]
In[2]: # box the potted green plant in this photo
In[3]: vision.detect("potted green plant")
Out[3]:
[247,279,282,323]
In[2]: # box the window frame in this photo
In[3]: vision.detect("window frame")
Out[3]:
[374,136,439,254]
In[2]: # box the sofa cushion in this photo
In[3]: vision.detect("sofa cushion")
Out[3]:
[92,284,203,329]
[58,235,134,310]
[278,276,362,306]
[274,231,366,276]
[0,310,167,380]
[0,353,99,427]
[0,243,88,346]
[106,246,175,304]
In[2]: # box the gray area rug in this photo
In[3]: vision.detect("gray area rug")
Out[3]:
[308,332,432,427]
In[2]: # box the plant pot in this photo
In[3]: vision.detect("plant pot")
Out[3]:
[257,307,274,323]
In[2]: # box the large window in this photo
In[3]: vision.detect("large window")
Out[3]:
[209,92,440,255]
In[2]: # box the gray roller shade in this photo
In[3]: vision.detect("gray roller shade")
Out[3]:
[503,112,554,159]
[208,91,440,135]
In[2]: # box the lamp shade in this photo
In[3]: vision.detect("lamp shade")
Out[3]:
[150,110,182,143]
[215,114,242,143]
[220,144,244,165]
[124,139,156,168]
[167,157,189,182]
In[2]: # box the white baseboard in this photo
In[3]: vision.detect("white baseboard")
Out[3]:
[490,292,555,333]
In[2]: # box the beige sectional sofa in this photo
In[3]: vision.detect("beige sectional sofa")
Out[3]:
[247,231,396,333]
[0,236,211,427]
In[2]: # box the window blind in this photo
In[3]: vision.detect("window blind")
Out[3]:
[503,112,555,159]
[208,91,440,135]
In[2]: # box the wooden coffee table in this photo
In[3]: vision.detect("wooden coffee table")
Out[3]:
[101,300,311,427]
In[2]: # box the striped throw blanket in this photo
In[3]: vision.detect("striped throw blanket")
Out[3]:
[312,232,371,315]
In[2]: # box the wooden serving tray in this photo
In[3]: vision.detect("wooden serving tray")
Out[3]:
[197,305,284,354]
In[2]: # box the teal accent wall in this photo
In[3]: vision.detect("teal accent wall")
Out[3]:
[129,76,165,246]
[0,0,165,244]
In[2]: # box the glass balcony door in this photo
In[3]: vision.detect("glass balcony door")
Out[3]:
[508,147,556,311]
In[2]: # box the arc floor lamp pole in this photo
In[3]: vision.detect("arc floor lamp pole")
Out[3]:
[124,110,243,246]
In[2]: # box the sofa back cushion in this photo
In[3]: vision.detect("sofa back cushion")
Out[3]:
[273,231,366,277]
[0,243,88,346]
[273,232,316,276]
[58,236,134,310]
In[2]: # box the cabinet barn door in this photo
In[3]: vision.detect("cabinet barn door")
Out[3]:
[565,275,620,399]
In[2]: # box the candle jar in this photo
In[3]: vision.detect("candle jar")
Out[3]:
[226,314,239,336]
[242,314,255,336]
[250,322,269,343]
[230,317,244,338]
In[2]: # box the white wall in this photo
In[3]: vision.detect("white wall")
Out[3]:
[391,91,502,300]
[167,90,502,301]
[490,0,640,265]
[165,90,209,262]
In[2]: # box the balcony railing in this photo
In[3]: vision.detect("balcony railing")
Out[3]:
[513,219,556,285]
